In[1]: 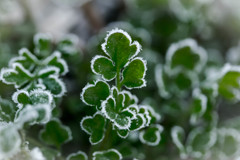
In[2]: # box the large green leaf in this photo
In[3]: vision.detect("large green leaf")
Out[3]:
[101,28,141,70]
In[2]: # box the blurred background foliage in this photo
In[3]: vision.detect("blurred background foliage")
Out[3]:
[1,0,240,159]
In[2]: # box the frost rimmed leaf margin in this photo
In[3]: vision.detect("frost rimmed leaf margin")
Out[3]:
[92,148,122,160]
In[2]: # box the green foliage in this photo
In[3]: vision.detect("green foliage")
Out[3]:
[81,113,106,145]
[67,151,88,160]
[92,149,122,160]
[40,119,72,148]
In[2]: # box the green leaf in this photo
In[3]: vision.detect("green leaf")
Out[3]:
[129,114,145,131]
[218,64,240,100]
[9,48,38,70]
[186,128,216,158]
[165,39,207,75]
[81,81,110,109]
[12,89,53,106]
[190,89,207,125]
[34,33,52,57]
[43,51,68,75]
[93,149,122,160]
[57,34,79,55]
[81,113,106,145]
[0,125,21,159]
[40,119,72,148]
[91,55,116,81]
[121,58,146,89]
[216,128,240,158]
[122,91,138,107]
[15,104,51,125]
[101,97,132,129]
[139,124,163,146]
[101,28,141,70]
[0,97,16,122]
[67,151,88,160]
[0,63,33,88]
[40,75,66,97]
[171,126,186,158]
[116,128,129,139]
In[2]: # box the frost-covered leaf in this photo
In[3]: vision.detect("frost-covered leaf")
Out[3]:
[190,89,207,125]
[40,75,66,97]
[80,113,106,145]
[218,64,240,101]
[121,58,147,89]
[40,118,72,148]
[34,33,52,57]
[122,91,138,107]
[186,128,216,159]
[93,149,122,160]
[91,55,116,81]
[57,34,79,55]
[116,128,129,139]
[81,81,110,109]
[0,125,21,159]
[0,97,16,122]
[139,124,163,146]
[12,89,53,106]
[216,128,240,158]
[9,48,38,70]
[171,126,186,158]
[67,151,88,160]
[15,104,51,125]
[129,114,145,131]
[165,39,207,75]
[43,51,68,75]
[0,63,33,88]
[101,28,141,70]
[102,96,132,129]
[155,64,171,98]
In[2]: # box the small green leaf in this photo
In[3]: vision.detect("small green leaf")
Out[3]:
[10,48,38,70]
[43,51,69,75]
[34,33,52,57]
[165,39,207,75]
[0,125,21,159]
[57,34,79,55]
[40,119,72,148]
[101,28,141,70]
[171,126,186,158]
[190,89,207,125]
[12,89,53,106]
[121,58,146,89]
[129,114,145,131]
[218,64,240,100]
[0,63,33,88]
[102,97,132,129]
[40,75,66,97]
[140,124,163,146]
[81,81,110,109]
[186,128,216,158]
[116,128,129,139]
[91,55,116,81]
[15,104,51,125]
[93,149,122,160]
[67,151,88,160]
[0,97,16,122]
[81,113,106,145]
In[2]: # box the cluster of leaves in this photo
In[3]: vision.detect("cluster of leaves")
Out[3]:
[78,28,163,159]
[154,38,240,159]
[0,33,78,159]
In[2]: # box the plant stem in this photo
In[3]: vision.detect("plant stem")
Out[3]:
[116,68,121,90]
